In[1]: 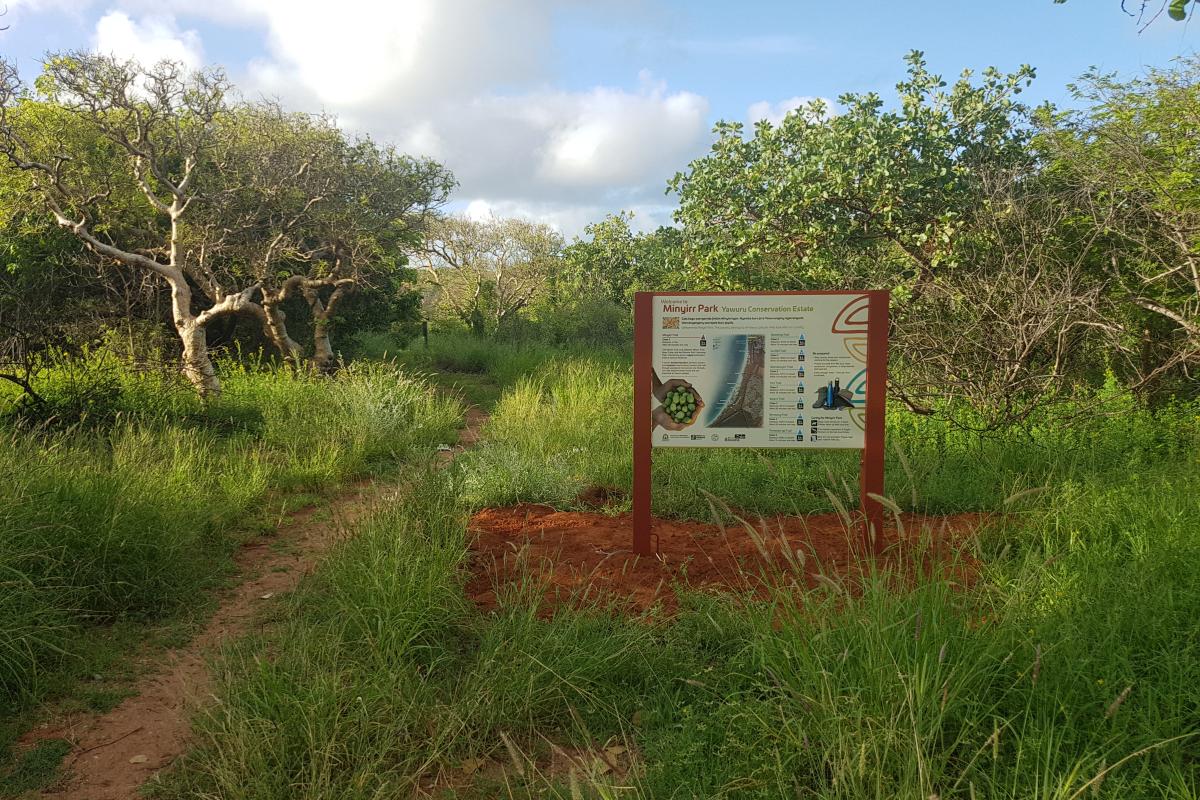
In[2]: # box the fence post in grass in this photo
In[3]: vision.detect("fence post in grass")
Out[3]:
[860,290,890,554]
[633,292,654,556]
[422,319,429,349]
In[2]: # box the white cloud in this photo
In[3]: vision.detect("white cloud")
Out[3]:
[540,83,708,187]
[92,11,203,70]
[452,198,677,237]
[195,0,552,111]
[747,95,835,126]
[377,78,708,214]
[65,0,709,235]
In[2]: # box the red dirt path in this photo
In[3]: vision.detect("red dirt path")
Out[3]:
[467,504,985,614]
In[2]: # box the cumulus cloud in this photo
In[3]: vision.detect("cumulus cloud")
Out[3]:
[746,95,835,126]
[454,197,676,237]
[46,0,711,234]
[391,77,707,205]
[92,11,204,70]
[540,80,708,188]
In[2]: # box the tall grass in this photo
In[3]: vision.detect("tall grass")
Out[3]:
[22,341,1194,798]
[458,353,1200,517]
[0,359,462,717]
[160,446,1200,798]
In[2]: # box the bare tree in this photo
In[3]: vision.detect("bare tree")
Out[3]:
[1044,60,1200,393]
[0,54,258,396]
[891,170,1111,428]
[417,216,562,336]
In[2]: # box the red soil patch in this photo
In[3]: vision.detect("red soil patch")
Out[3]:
[467,505,985,614]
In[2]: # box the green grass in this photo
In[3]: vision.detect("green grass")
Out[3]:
[153,342,1200,799]
[0,739,71,796]
[458,354,1200,518]
[0,356,462,786]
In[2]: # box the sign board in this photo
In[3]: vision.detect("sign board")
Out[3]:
[632,291,889,556]
[650,293,874,449]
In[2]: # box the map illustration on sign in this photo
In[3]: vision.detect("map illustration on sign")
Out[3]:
[708,334,764,427]
[650,293,871,449]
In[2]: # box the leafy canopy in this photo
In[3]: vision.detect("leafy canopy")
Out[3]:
[669,51,1036,294]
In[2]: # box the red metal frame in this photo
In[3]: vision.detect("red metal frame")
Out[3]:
[632,290,889,557]
[633,293,655,556]
[861,290,890,552]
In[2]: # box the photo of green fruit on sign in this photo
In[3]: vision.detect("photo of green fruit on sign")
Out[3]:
[652,377,705,431]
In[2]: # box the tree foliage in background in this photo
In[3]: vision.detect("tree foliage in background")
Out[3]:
[0,53,452,395]
[1040,57,1200,395]
[669,51,1079,423]
[892,169,1110,424]
[557,212,681,305]
[416,216,562,336]
[0,54,261,397]
[669,51,1036,297]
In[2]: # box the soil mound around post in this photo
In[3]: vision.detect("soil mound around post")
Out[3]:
[466,505,985,614]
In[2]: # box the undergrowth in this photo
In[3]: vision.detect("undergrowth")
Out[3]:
[0,357,461,745]
[153,344,1200,798]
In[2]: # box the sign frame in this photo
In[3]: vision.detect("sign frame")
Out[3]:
[632,290,890,556]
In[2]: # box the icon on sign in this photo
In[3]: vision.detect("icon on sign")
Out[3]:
[798,351,805,362]
[798,334,806,346]
[699,335,707,347]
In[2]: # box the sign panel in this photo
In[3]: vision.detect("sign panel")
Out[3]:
[649,293,872,449]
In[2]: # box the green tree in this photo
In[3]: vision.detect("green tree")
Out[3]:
[0,53,452,392]
[416,216,562,336]
[558,212,682,305]
[669,51,1036,297]
[1040,57,1200,395]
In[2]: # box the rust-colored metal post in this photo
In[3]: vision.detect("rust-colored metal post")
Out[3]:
[860,290,890,553]
[632,292,654,556]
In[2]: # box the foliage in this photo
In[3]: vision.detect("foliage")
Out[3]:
[556,212,682,306]
[669,51,1035,294]
[1039,56,1200,395]
[0,53,453,393]
[416,216,563,336]
[160,343,1200,798]
[0,356,461,712]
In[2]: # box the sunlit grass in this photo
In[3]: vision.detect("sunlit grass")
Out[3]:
[0,358,461,718]
[156,342,1200,799]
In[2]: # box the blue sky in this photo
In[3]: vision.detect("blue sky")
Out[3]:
[2,1,1195,234]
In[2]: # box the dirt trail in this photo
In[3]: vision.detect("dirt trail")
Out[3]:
[24,408,488,800]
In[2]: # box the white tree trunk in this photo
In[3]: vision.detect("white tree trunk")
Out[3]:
[179,319,221,397]
[303,280,354,374]
[166,269,222,397]
[261,298,305,369]
[312,317,336,373]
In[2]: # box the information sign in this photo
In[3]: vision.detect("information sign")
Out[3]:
[632,291,890,556]
[650,293,875,449]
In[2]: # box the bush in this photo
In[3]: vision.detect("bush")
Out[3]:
[0,358,462,709]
